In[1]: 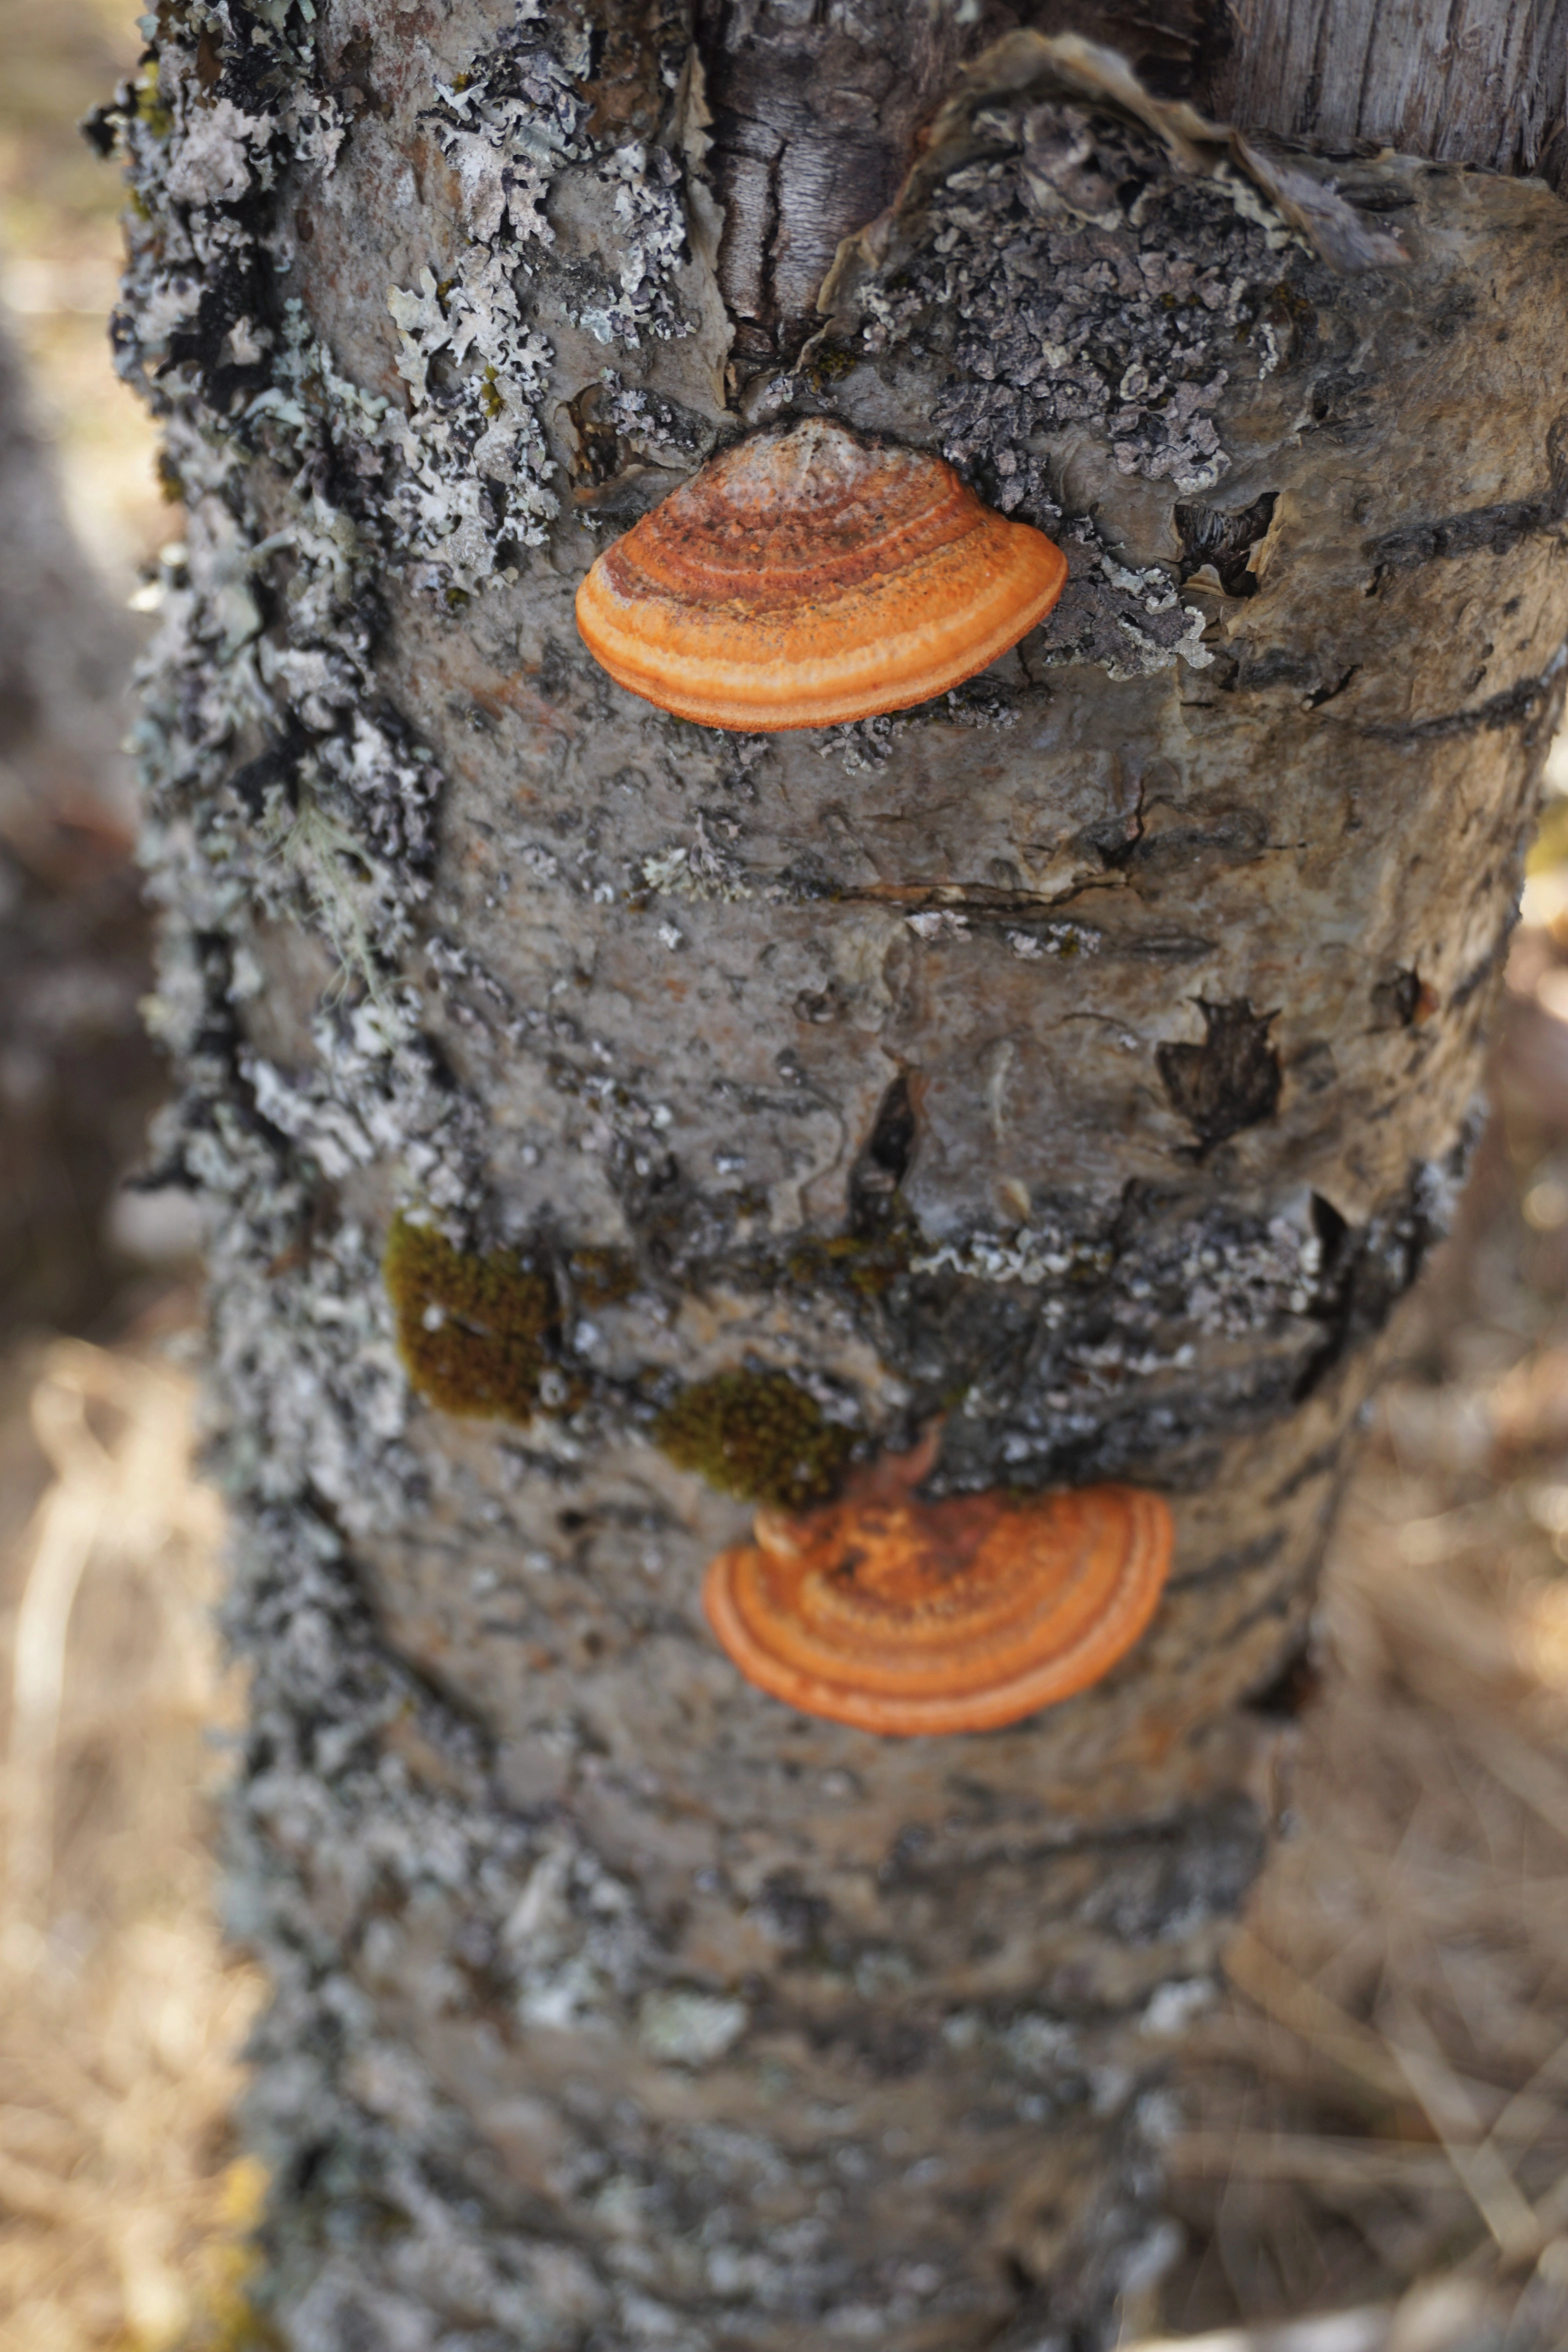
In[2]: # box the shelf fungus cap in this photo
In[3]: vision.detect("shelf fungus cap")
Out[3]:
[704,1470,1172,1736]
[575,418,1067,732]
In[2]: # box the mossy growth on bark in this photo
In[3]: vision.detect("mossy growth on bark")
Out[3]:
[780,1227,913,1302]
[653,1370,853,1509]
[387,1227,855,1506]
[385,1217,560,1423]
[562,1243,639,1307]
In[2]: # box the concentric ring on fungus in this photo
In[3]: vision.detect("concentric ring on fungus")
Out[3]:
[574,418,1068,732]
[703,1467,1172,1737]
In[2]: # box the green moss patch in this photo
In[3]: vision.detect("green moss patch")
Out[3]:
[385,1217,558,1423]
[565,1244,638,1306]
[654,1370,852,1510]
[782,1228,911,1302]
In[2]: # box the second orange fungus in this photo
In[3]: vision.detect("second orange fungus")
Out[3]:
[704,1448,1172,1736]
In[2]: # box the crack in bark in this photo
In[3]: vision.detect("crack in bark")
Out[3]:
[695,0,965,359]
[1354,661,1566,744]
[1366,412,1568,570]
[1156,1000,1282,1153]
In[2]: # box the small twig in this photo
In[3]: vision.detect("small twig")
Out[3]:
[1385,2011,1541,2261]
[1165,2128,1466,2193]
[1122,2296,1394,2350]
[5,1384,110,1917]
[0,2142,91,2225]
[1221,1931,1410,2106]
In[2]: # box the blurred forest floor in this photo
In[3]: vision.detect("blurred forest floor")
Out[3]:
[2,7,1568,2352]
[0,6,266,2350]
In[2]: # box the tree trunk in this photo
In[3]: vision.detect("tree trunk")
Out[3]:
[107,4,1568,2346]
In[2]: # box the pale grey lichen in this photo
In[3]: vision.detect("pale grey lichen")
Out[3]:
[104,5,735,2337]
[849,101,1297,509]
[370,17,703,591]
[816,95,1307,679]
[638,1987,751,2067]
[1005,922,1103,958]
[384,257,559,590]
[818,713,899,773]
[911,1223,1117,1289]
[641,820,755,903]
[374,24,588,587]
[229,1504,678,2349]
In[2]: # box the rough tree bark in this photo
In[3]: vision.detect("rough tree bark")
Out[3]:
[102,4,1568,2347]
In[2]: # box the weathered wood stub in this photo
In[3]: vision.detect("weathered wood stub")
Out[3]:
[104,2,1568,2345]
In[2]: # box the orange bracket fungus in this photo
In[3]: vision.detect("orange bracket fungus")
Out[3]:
[574,417,1068,732]
[703,1437,1172,1736]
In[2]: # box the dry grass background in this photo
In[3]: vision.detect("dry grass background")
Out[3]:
[2,5,1568,2350]
[0,1333,264,2352]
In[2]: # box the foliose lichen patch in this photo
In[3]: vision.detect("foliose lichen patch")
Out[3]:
[810,97,1319,677]
[379,19,594,593]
